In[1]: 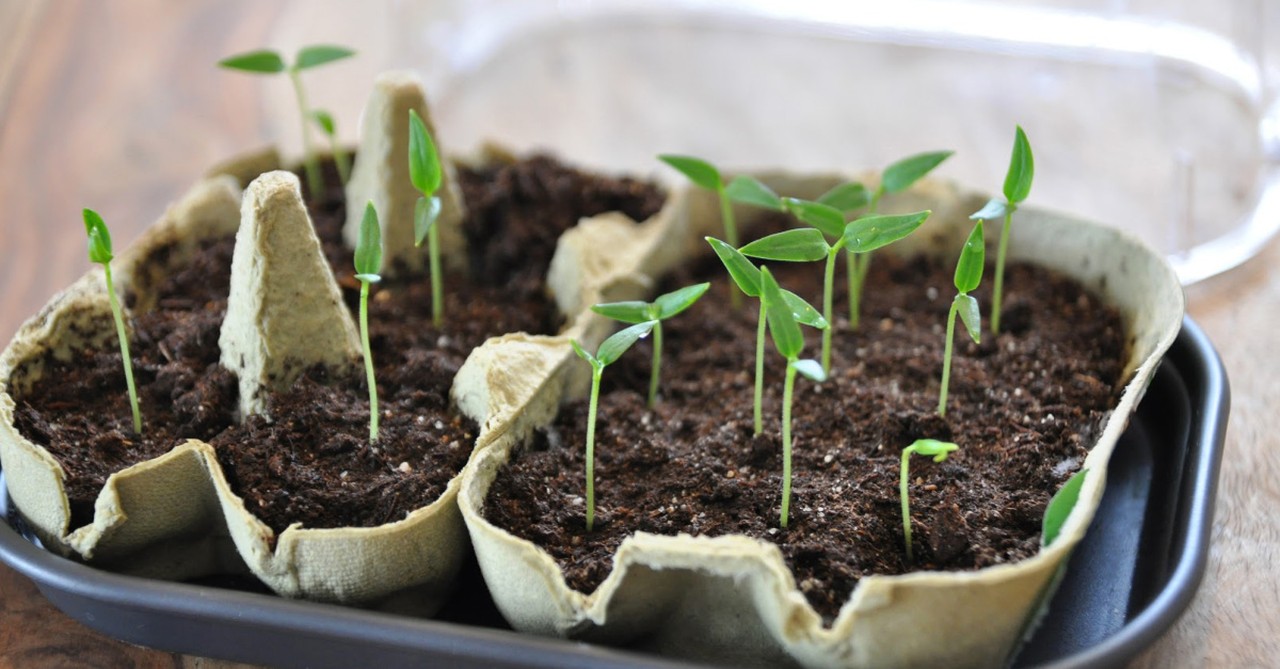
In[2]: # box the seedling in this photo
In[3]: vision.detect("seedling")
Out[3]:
[1042,469,1088,547]
[840,151,953,327]
[759,267,827,528]
[591,282,710,408]
[658,155,785,306]
[354,202,383,443]
[971,126,1034,334]
[219,45,356,195]
[310,110,351,183]
[899,438,959,563]
[82,209,141,434]
[938,221,985,417]
[741,204,930,374]
[706,237,826,435]
[408,108,446,326]
[572,320,658,531]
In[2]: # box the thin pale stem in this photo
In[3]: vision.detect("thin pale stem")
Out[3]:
[429,223,444,326]
[719,188,742,309]
[585,366,602,531]
[938,299,958,416]
[821,247,838,375]
[332,137,351,184]
[288,68,323,196]
[901,447,915,563]
[992,211,1012,334]
[360,282,379,442]
[845,250,860,328]
[780,360,798,528]
[754,301,766,435]
[103,264,141,434]
[648,322,663,408]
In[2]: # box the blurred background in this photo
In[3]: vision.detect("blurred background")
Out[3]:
[4,1,1280,348]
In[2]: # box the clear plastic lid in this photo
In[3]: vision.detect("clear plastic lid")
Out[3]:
[283,0,1280,284]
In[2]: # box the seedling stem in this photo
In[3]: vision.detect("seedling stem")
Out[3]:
[900,438,959,563]
[354,201,384,443]
[572,320,657,531]
[83,209,141,434]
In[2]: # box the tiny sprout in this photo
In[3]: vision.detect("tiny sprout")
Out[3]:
[1042,469,1088,547]
[743,203,929,374]
[309,109,351,184]
[354,201,383,443]
[408,108,446,326]
[839,151,953,327]
[219,45,356,196]
[83,209,141,434]
[706,237,826,435]
[658,155,784,307]
[972,125,1034,335]
[759,267,827,528]
[592,282,710,408]
[938,221,985,417]
[899,438,959,563]
[572,320,658,531]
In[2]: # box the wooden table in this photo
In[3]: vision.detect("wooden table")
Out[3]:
[1,2,1277,666]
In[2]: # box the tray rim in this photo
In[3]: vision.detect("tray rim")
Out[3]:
[0,316,1229,669]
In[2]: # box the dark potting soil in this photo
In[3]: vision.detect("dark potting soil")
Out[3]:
[483,234,1127,624]
[11,155,665,534]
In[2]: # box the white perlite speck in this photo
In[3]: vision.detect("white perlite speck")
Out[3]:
[219,171,360,419]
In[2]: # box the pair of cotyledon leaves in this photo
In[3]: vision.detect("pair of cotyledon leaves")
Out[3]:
[218,45,355,75]
[578,283,710,371]
[970,126,1036,221]
[659,150,952,218]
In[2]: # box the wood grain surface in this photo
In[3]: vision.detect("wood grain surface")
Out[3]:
[1,1,1278,667]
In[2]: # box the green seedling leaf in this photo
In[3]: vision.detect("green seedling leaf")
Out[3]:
[792,358,827,383]
[955,293,981,343]
[659,154,721,191]
[740,228,830,262]
[294,45,356,70]
[82,208,141,434]
[817,181,870,212]
[1004,125,1035,204]
[954,220,985,293]
[596,320,657,366]
[760,267,803,360]
[310,109,336,136]
[843,211,931,254]
[783,198,846,239]
[571,339,600,369]
[218,49,286,73]
[881,150,954,194]
[354,201,383,282]
[1043,469,1088,547]
[592,301,653,324]
[414,195,442,247]
[970,197,1009,221]
[910,438,960,461]
[83,208,113,264]
[408,109,443,196]
[654,282,711,319]
[725,175,784,211]
[781,289,828,329]
[706,237,762,297]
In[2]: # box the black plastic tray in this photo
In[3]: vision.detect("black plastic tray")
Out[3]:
[0,317,1229,669]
